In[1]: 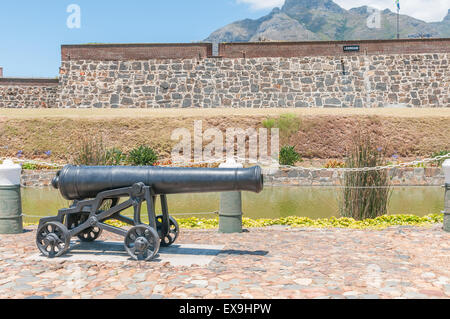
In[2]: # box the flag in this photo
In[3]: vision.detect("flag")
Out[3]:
[396,0,400,10]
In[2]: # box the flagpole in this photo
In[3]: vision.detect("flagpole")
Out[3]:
[397,7,400,39]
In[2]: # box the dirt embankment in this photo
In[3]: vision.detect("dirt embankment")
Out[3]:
[0,109,449,163]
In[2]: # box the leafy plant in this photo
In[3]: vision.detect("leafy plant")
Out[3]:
[21,163,38,170]
[20,162,60,170]
[127,145,159,166]
[340,131,392,220]
[324,159,345,168]
[279,145,302,166]
[430,150,450,166]
[105,148,125,166]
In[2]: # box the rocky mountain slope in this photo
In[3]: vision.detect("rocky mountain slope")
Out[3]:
[206,0,450,42]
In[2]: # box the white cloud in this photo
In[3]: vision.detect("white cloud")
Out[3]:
[236,0,449,22]
[334,0,449,22]
[236,0,284,10]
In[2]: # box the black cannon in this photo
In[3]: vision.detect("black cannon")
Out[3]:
[36,165,264,261]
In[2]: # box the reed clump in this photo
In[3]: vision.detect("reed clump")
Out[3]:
[339,132,392,220]
[73,136,108,166]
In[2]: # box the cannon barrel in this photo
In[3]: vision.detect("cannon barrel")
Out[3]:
[52,165,264,200]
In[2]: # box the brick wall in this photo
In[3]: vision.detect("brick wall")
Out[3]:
[0,78,59,108]
[219,38,450,58]
[61,43,213,61]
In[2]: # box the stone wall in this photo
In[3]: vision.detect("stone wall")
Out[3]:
[21,167,445,188]
[21,170,57,188]
[263,167,445,187]
[58,53,449,108]
[0,78,59,108]
[1,39,449,108]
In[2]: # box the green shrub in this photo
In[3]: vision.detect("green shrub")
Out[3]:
[262,118,276,129]
[431,150,450,166]
[105,148,125,166]
[340,132,392,220]
[21,163,39,170]
[279,145,302,166]
[127,145,159,166]
[21,163,59,170]
[262,113,301,144]
[73,137,128,166]
[73,136,108,166]
[277,113,301,137]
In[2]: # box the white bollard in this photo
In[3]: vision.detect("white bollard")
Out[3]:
[0,159,23,234]
[219,159,243,233]
[443,160,450,232]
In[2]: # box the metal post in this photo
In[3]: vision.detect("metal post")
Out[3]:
[444,184,450,232]
[0,159,23,234]
[219,159,243,233]
[397,9,400,39]
[443,160,450,232]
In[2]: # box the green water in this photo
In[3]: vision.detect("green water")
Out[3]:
[21,186,444,223]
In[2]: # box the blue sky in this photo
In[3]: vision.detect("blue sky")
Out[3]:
[1,1,448,77]
[0,1,271,77]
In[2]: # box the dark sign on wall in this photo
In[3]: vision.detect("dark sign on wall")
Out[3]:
[343,45,360,52]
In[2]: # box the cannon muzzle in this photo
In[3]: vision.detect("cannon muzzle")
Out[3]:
[52,165,264,200]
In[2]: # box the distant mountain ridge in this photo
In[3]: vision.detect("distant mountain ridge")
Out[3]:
[206,0,450,42]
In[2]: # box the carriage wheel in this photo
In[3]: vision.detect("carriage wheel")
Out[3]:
[36,222,71,258]
[156,215,180,247]
[124,225,160,261]
[68,214,103,242]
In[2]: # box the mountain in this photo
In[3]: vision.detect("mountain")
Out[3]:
[431,9,450,37]
[205,0,450,42]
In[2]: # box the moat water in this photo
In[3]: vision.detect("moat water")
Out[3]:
[22,186,444,223]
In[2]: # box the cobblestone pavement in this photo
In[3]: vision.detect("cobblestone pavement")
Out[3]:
[0,225,449,299]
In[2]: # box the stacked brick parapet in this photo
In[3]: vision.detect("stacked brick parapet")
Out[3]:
[218,38,450,58]
[61,43,213,61]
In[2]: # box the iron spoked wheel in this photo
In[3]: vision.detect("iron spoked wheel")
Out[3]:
[68,214,103,242]
[156,215,180,247]
[124,225,160,261]
[36,222,71,258]
[77,225,102,242]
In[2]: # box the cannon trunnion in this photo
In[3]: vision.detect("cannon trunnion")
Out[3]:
[36,165,264,261]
